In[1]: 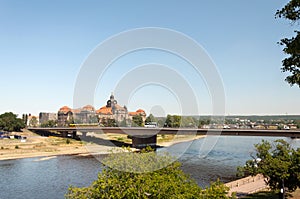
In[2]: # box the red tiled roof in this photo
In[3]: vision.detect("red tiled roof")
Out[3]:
[128,112,139,116]
[96,106,112,115]
[59,106,72,113]
[129,109,146,116]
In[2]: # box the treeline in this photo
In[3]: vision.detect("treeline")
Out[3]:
[145,114,214,128]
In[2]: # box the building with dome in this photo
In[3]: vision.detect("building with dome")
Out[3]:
[57,93,146,127]
[96,93,146,126]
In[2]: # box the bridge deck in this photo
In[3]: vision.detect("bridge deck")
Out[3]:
[28,127,300,137]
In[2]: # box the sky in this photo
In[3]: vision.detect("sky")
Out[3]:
[0,0,299,117]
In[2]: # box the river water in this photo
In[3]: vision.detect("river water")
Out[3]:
[0,136,299,199]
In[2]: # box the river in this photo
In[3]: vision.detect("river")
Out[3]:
[0,136,299,199]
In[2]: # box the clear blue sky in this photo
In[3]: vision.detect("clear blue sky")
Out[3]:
[0,0,299,117]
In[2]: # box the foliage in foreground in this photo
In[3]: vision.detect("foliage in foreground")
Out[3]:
[238,139,300,196]
[276,0,300,87]
[66,147,235,199]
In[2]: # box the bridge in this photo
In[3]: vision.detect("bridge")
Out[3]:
[27,127,300,148]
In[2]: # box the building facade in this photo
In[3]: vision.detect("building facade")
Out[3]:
[57,93,146,127]
[39,112,57,125]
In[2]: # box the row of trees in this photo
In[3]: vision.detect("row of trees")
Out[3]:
[99,115,145,127]
[145,114,212,128]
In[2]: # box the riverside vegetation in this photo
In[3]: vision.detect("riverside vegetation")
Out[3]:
[238,139,300,198]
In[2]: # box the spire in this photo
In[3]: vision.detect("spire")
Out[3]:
[110,92,114,100]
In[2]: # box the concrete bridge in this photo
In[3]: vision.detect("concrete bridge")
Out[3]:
[27,127,300,148]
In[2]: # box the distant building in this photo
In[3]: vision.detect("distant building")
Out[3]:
[57,106,73,127]
[96,93,128,124]
[39,112,57,125]
[128,109,146,122]
[57,93,146,127]
[73,105,98,124]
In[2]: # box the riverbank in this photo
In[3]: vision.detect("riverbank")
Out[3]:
[0,130,205,161]
[0,130,89,160]
[225,174,268,198]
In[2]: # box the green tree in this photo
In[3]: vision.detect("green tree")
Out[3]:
[181,116,196,128]
[66,147,234,199]
[198,119,211,128]
[41,120,57,127]
[156,118,165,127]
[118,118,127,127]
[276,0,300,87]
[132,115,144,127]
[239,139,300,197]
[0,112,25,132]
[106,118,117,127]
[145,114,156,123]
[29,116,38,127]
[165,115,181,128]
[22,114,28,126]
[202,179,232,199]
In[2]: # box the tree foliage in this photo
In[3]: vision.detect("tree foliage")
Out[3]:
[66,147,235,199]
[239,139,300,195]
[145,114,156,124]
[101,118,117,127]
[276,0,300,87]
[22,114,28,126]
[132,115,144,127]
[29,116,38,127]
[40,120,57,127]
[181,116,196,128]
[0,112,25,132]
[165,114,181,128]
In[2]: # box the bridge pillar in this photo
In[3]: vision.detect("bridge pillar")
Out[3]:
[131,135,157,149]
[61,131,67,138]
[81,131,87,138]
[71,131,77,139]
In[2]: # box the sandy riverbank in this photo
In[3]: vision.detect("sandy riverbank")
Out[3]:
[0,129,205,161]
[0,130,89,160]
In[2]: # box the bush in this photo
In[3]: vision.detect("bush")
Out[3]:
[15,145,19,149]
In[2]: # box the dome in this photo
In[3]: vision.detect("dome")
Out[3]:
[59,106,71,113]
[82,105,95,111]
